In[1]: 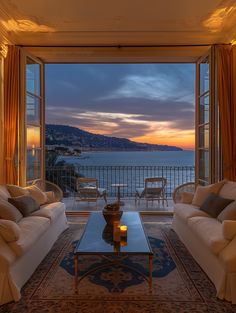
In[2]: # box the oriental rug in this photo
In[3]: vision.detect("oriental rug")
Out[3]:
[1,221,236,313]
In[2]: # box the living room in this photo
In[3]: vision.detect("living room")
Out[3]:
[0,1,236,312]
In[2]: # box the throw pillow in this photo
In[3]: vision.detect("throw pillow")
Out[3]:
[44,191,55,203]
[8,195,40,217]
[180,191,194,204]
[192,180,225,207]
[25,185,47,205]
[199,193,234,218]
[7,184,30,197]
[0,199,23,222]
[218,180,236,201]
[0,185,11,201]
[0,220,21,242]
[217,200,236,222]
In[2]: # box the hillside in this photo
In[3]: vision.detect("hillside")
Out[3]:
[45,124,183,151]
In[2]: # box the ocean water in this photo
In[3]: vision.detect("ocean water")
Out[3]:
[57,151,195,197]
[60,150,195,166]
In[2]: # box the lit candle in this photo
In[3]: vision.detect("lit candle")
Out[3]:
[120,225,127,237]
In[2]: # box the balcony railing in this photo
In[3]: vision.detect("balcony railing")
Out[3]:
[46,165,195,199]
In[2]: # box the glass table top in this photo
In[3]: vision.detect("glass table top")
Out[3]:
[74,212,153,255]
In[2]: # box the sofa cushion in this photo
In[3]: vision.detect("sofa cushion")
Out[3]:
[219,181,236,200]
[31,202,65,222]
[0,186,11,201]
[0,199,23,222]
[188,216,229,254]
[0,220,21,242]
[192,181,225,207]
[8,195,40,217]
[174,203,210,223]
[25,185,48,205]
[199,193,233,218]
[9,216,50,256]
[217,201,236,222]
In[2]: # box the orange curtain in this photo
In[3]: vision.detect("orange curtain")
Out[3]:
[4,46,20,184]
[217,45,236,181]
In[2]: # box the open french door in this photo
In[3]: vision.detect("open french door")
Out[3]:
[195,46,220,185]
[18,49,45,186]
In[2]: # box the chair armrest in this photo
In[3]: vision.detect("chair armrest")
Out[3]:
[219,236,236,272]
[0,236,16,270]
[223,220,236,240]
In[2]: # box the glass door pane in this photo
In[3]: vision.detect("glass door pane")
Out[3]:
[196,53,211,185]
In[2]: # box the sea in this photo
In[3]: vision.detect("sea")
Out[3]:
[57,151,195,197]
[59,150,195,167]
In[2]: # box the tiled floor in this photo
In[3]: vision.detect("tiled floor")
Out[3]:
[63,196,174,213]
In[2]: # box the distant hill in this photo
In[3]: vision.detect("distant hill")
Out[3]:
[45,124,183,151]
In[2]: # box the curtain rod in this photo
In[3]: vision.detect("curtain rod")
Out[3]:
[18,44,217,48]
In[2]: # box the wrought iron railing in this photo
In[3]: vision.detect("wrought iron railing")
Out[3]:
[46,165,195,199]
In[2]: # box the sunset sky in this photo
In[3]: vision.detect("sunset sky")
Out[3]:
[45,64,195,150]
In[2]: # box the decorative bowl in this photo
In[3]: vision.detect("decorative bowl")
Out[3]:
[102,209,123,226]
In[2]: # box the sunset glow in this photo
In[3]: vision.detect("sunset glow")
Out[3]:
[46,64,195,150]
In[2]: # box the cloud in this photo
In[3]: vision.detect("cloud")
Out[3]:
[45,63,195,148]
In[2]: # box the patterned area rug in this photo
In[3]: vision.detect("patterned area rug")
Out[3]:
[1,221,236,313]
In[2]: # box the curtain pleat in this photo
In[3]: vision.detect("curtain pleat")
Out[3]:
[217,45,236,181]
[4,46,20,184]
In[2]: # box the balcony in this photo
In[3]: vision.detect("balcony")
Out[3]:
[45,165,195,212]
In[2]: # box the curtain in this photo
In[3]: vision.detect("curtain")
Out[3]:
[217,45,236,181]
[3,46,20,184]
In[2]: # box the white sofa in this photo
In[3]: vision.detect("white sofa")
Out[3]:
[0,184,68,305]
[172,180,236,304]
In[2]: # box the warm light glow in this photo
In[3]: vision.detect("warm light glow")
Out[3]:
[1,19,55,32]
[0,44,8,58]
[231,39,236,45]
[131,129,195,150]
[27,127,40,149]
[203,6,236,32]
[119,225,128,237]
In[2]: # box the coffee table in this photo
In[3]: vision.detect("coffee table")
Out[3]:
[74,212,153,292]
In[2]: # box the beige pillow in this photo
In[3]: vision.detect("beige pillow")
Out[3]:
[180,192,194,204]
[222,220,236,240]
[0,219,20,242]
[7,184,29,197]
[25,185,47,205]
[217,201,236,222]
[219,181,236,200]
[44,191,55,203]
[0,185,11,201]
[0,199,23,222]
[192,181,225,207]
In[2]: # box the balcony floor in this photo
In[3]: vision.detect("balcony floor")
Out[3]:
[63,196,174,213]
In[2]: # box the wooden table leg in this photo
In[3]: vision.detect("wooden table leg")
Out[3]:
[74,254,78,293]
[149,255,153,293]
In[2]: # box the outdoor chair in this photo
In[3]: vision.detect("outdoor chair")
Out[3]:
[75,177,107,203]
[135,177,168,207]
[172,182,196,204]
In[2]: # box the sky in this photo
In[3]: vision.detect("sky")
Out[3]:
[45,63,195,150]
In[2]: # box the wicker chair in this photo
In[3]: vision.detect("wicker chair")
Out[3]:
[32,179,63,202]
[172,182,196,204]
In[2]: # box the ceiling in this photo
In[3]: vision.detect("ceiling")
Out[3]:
[0,0,236,61]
